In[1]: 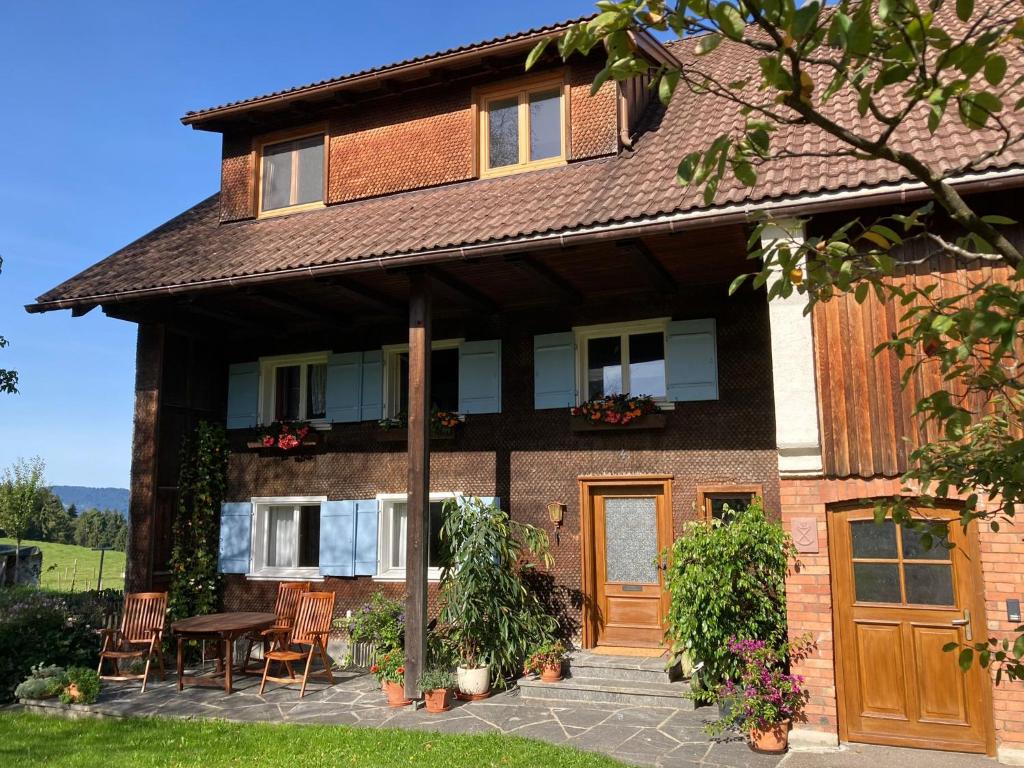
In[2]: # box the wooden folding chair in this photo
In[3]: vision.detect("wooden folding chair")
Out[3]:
[259,591,336,697]
[241,581,310,673]
[97,591,168,693]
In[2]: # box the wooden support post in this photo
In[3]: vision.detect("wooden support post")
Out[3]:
[405,271,432,700]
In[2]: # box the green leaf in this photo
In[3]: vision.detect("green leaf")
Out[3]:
[728,273,751,295]
[713,3,746,39]
[676,152,702,184]
[659,70,680,106]
[981,214,1016,225]
[984,55,1007,86]
[695,33,722,55]
[733,160,757,186]
[525,38,550,71]
[943,641,959,652]
[956,0,974,22]
[958,647,974,671]
[855,282,870,304]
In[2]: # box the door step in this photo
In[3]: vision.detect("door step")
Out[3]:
[518,651,693,709]
[518,675,694,709]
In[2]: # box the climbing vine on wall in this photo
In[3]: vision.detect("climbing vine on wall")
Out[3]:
[168,421,229,626]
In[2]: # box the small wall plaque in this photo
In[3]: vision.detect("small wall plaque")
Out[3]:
[792,518,819,554]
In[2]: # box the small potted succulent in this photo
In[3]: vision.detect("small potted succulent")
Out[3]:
[523,640,567,683]
[418,667,456,713]
[371,648,410,707]
[707,636,813,754]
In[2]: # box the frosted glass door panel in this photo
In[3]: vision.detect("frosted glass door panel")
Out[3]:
[604,497,658,584]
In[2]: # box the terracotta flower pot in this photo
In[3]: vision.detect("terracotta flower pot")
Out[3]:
[383,680,411,707]
[749,719,790,754]
[423,687,452,713]
[540,662,563,683]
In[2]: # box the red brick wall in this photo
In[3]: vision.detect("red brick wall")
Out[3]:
[781,476,1024,748]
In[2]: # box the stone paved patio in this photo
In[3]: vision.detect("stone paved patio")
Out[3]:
[26,668,999,768]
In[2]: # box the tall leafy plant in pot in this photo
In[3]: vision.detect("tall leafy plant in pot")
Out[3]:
[664,499,794,703]
[438,496,557,692]
[168,422,229,634]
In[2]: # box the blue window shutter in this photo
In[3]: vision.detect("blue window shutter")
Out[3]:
[218,502,252,574]
[353,499,379,576]
[325,352,362,423]
[319,500,355,577]
[360,351,383,421]
[458,340,502,414]
[226,362,260,429]
[533,332,575,409]
[666,319,719,402]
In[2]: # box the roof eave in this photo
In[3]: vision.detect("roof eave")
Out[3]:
[180,20,589,131]
[26,167,1024,316]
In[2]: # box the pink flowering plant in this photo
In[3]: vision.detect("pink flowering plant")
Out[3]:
[707,635,814,736]
[258,421,312,451]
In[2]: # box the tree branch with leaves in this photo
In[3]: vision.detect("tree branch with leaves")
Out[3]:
[533,0,1024,681]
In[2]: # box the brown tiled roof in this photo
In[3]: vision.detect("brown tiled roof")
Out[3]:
[32,25,1024,311]
[181,16,594,125]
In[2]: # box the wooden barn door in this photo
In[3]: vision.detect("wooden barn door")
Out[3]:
[831,507,993,754]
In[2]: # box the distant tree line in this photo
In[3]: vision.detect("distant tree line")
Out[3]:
[3,487,127,552]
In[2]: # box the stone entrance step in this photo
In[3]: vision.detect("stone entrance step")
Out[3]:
[517,675,694,709]
[567,650,676,685]
[518,651,693,709]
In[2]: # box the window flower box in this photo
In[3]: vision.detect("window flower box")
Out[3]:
[378,409,462,441]
[570,413,666,432]
[570,394,664,431]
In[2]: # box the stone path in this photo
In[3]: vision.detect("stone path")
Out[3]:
[27,668,998,768]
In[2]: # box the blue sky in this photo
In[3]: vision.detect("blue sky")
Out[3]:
[0,1,597,488]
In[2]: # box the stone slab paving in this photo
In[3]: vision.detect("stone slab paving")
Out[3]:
[29,668,998,768]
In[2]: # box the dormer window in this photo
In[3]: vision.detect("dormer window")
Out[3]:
[478,75,567,178]
[257,129,326,216]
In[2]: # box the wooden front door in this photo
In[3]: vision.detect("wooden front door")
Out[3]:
[581,478,672,649]
[831,507,993,754]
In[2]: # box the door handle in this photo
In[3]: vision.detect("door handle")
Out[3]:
[951,609,972,641]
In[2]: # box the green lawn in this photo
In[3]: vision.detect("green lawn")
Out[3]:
[0,713,628,768]
[0,538,125,592]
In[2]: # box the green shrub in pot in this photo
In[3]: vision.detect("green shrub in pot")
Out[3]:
[438,497,557,689]
[663,499,794,703]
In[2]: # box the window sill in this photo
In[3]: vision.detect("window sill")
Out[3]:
[257,201,325,219]
[376,428,457,443]
[246,569,323,582]
[570,413,667,432]
[373,571,442,583]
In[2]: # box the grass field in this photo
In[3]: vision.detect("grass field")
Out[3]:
[0,538,125,592]
[0,713,628,768]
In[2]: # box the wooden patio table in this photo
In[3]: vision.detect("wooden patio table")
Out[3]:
[172,612,277,694]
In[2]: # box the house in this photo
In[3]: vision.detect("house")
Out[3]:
[28,12,1024,763]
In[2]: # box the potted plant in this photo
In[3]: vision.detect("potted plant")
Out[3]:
[337,591,405,671]
[437,497,558,699]
[371,648,410,707]
[59,667,101,705]
[418,667,455,713]
[662,499,795,704]
[571,393,658,426]
[523,640,567,683]
[707,637,813,754]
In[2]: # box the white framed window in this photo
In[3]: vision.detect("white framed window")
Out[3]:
[382,340,463,418]
[375,492,461,581]
[574,318,671,404]
[257,129,326,217]
[259,351,330,425]
[250,496,326,579]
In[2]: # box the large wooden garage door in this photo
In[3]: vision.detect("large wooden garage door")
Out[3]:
[831,507,993,754]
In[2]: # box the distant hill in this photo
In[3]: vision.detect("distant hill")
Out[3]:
[51,486,129,516]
